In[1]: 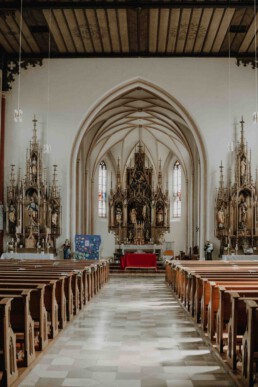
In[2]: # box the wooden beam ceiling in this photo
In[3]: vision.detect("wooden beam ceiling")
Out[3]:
[1,1,258,10]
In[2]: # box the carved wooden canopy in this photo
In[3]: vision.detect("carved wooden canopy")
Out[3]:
[215,118,258,253]
[5,117,61,251]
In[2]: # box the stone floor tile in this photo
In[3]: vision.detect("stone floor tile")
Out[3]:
[20,278,235,387]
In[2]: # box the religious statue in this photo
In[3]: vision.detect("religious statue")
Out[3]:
[142,204,150,222]
[204,241,213,260]
[63,239,71,259]
[31,156,37,178]
[27,195,38,225]
[115,206,122,225]
[8,204,16,223]
[128,229,134,241]
[240,158,246,185]
[8,204,16,233]
[156,207,164,226]
[51,211,58,226]
[7,238,15,252]
[239,197,248,228]
[130,208,137,224]
[217,206,225,229]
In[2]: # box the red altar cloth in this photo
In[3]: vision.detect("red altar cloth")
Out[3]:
[120,253,157,270]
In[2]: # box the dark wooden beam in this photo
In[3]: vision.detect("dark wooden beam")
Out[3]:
[0,1,258,10]
[5,51,258,59]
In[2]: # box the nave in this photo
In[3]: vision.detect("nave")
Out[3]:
[21,278,234,387]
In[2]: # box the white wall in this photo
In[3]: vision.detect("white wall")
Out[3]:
[4,58,258,257]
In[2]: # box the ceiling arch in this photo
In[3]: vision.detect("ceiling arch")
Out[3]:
[81,87,198,181]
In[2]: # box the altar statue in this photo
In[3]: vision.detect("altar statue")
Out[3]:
[63,239,71,259]
[130,208,137,224]
[217,206,225,229]
[204,241,213,260]
[240,158,246,184]
[115,206,122,225]
[239,197,248,228]
[27,196,38,225]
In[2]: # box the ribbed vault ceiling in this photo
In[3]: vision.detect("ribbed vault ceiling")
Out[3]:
[80,87,198,180]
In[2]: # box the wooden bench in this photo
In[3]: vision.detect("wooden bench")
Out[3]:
[241,299,258,387]
[0,291,35,367]
[0,297,18,387]
[166,261,258,385]
[225,292,258,371]
[0,274,60,338]
[0,283,48,351]
[215,287,258,353]
[0,258,110,386]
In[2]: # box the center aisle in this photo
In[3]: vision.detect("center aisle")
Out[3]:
[21,278,235,387]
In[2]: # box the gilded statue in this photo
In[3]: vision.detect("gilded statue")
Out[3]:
[130,208,137,224]
[239,197,248,228]
[240,158,246,185]
[27,196,38,225]
[217,206,225,229]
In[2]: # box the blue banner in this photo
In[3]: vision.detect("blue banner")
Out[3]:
[75,234,101,260]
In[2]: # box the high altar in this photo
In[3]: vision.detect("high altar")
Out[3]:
[5,117,61,253]
[215,118,258,254]
[108,143,170,246]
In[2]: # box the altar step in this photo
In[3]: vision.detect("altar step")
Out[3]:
[109,260,165,275]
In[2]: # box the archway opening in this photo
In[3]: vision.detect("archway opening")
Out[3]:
[70,79,207,258]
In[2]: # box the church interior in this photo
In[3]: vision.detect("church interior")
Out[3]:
[1,1,258,386]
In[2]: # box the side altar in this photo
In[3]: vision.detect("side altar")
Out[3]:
[215,118,258,255]
[5,117,61,254]
[109,143,170,252]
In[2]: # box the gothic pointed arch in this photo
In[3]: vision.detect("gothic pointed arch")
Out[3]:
[70,78,207,255]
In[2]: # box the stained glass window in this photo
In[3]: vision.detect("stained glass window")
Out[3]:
[173,160,181,218]
[98,161,107,217]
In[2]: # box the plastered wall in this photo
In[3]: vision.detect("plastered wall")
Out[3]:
[3,58,258,257]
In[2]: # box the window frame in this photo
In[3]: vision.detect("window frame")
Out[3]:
[98,161,107,218]
[173,160,182,219]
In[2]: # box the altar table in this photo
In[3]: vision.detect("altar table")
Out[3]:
[120,253,157,270]
[222,254,258,261]
[1,252,55,259]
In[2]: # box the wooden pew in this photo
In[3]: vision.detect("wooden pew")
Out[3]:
[0,297,18,387]
[167,261,258,385]
[0,258,110,387]
[188,272,258,323]
[225,293,258,372]
[215,287,258,354]
[0,265,83,317]
[195,275,258,326]
[0,291,35,367]
[242,300,258,387]
[205,280,258,339]
[0,274,60,337]
[0,283,48,351]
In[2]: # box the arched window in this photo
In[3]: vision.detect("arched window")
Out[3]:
[98,161,107,217]
[173,160,181,218]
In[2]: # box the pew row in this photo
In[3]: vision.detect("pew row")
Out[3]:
[0,258,110,387]
[166,260,258,386]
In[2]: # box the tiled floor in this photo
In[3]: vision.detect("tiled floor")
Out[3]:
[20,277,235,387]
